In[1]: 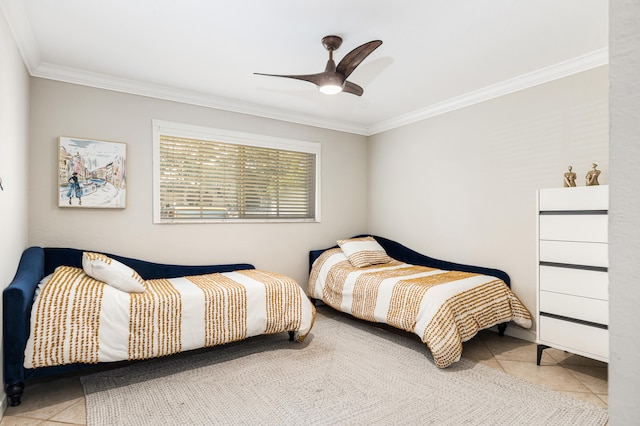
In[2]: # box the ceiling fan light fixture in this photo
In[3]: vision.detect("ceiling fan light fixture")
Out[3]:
[318,72,344,95]
[319,83,343,95]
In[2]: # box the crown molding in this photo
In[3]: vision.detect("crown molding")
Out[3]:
[32,62,369,135]
[0,0,41,72]
[33,49,609,137]
[365,48,609,135]
[3,0,608,137]
[1,0,366,135]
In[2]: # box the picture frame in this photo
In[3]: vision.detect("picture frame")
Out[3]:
[58,137,127,208]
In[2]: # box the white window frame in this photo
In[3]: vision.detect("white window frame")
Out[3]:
[152,119,321,223]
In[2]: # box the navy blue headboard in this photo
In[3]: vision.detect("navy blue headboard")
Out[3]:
[309,235,511,287]
[42,247,254,279]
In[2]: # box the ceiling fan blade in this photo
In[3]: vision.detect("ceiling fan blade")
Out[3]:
[254,72,325,87]
[343,81,364,96]
[336,40,382,79]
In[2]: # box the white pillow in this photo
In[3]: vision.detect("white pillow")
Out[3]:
[337,236,392,268]
[82,252,146,293]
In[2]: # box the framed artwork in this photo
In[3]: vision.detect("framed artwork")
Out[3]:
[58,137,127,208]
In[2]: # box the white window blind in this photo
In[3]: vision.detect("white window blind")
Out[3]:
[153,121,320,223]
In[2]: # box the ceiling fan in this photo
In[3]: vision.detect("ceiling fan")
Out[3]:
[255,35,382,96]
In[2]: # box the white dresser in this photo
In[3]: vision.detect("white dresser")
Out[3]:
[536,185,609,364]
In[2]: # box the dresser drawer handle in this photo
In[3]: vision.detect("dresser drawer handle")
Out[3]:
[539,210,607,215]
[539,261,607,272]
[540,312,608,330]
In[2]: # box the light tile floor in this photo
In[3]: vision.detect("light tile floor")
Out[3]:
[1,312,607,425]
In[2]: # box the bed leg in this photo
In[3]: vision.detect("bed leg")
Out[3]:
[288,331,295,341]
[6,382,24,406]
[497,323,507,336]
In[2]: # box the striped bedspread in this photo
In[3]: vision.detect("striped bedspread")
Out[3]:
[25,266,315,369]
[307,248,531,368]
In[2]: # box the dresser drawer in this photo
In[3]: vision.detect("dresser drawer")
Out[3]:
[539,186,608,211]
[539,240,608,267]
[539,214,608,243]
[539,265,608,300]
[539,291,608,325]
[538,316,608,360]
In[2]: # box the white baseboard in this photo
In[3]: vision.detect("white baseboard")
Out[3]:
[505,326,536,342]
[488,323,536,343]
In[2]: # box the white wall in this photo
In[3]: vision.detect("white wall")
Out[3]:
[609,0,640,422]
[368,66,609,340]
[28,78,369,286]
[0,8,30,415]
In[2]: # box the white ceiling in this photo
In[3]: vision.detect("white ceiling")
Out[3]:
[1,0,608,135]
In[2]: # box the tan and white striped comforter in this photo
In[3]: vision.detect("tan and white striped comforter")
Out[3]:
[24,266,316,369]
[307,248,531,368]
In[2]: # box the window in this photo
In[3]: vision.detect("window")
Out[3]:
[153,120,321,223]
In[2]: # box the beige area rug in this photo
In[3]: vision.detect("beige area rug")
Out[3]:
[81,310,608,426]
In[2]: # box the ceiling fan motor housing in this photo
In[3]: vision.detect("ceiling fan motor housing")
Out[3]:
[321,35,343,51]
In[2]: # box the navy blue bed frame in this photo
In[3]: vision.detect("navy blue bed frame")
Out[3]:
[3,246,254,406]
[308,234,511,334]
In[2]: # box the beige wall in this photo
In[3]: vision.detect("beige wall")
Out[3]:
[0,9,30,414]
[28,78,369,286]
[27,66,610,341]
[368,66,609,340]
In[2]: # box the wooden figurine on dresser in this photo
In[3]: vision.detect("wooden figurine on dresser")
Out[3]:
[564,166,577,187]
[586,163,601,186]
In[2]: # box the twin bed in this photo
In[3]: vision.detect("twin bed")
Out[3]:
[3,247,315,406]
[3,236,531,406]
[307,236,532,368]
